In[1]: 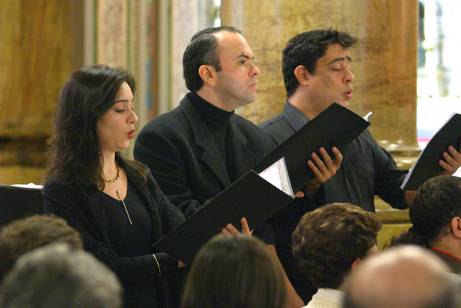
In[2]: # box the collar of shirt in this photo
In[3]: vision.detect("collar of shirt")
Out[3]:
[284,101,309,131]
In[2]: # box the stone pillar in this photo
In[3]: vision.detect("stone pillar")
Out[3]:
[0,0,83,184]
[221,0,419,162]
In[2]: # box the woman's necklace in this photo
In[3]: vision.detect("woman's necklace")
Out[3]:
[103,161,120,183]
[116,190,133,225]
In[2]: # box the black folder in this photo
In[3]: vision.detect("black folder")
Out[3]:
[255,103,370,191]
[152,103,370,264]
[401,113,461,190]
[153,171,294,264]
[0,185,43,227]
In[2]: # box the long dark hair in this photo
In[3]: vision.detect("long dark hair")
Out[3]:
[391,175,461,247]
[181,235,286,308]
[47,64,136,189]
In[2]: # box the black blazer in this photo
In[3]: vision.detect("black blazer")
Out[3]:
[134,94,276,217]
[43,158,185,308]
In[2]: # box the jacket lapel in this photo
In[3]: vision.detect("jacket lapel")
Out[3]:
[227,118,256,178]
[181,98,232,187]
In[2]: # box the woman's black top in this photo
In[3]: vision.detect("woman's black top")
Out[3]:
[43,158,185,308]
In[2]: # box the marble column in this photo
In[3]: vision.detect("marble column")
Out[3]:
[221,0,419,162]
[0,0,83,184]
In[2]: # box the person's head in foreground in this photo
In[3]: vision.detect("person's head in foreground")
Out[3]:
[0,214,83,282]
[181,234,286,308]
[0,243,122,308]
[343,245,460,308]
[292,203,381,291]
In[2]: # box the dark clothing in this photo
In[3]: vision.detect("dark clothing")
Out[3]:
[134,93,277,243]
[260,102,408,302]
[43,158,185,308]
[99,180,153,257]
[261,102,408,211]
[431,247,461,274]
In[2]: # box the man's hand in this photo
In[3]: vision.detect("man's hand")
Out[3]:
[221,217,252,236]
[305,146,343,193]
[439,145,461,175]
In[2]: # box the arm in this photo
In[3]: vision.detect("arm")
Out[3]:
[43,183,177,285]
[373,142,408,209]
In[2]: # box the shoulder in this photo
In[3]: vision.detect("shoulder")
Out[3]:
[260,113,293,145]
[42,178,91,209]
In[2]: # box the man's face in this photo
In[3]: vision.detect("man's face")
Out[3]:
[212,31,261,109]
[307,43,354,112]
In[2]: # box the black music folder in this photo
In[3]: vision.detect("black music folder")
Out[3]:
[153,103,369,263]
[153,170,294,264]
[255,103,370,192]
[402,113,461,190]
[0,185,43,226]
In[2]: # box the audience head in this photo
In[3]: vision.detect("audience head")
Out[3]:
[181,234,286,308]
[392,175,461,248]
[282,29,356,109]
[343,245,459,308]
[0,214,83,281]
[292,203,381,289]
[47,64,137,188]
[0,243,122,308]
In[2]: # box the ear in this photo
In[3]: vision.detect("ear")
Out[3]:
[293,65,312,86]
[351,258,362,271]
[450,217,461,239]
[198,64,217,87]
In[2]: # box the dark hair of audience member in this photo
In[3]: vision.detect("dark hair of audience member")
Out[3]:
[181,234,286,308]
[0,214,83,281]
[391,175,461,247]
[292,203,381,289]
[46,64,146,189]
[0,243,121,308]
[182,26,241,91]
[282,28,357,97]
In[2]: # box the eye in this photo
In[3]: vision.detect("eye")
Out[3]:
[238,59,246,65]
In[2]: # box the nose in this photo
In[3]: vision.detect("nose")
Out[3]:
[250,62,260,77]
[129,108,138,124]
[345,66,354,83]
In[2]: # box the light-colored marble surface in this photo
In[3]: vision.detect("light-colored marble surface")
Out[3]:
[222,0,419,154]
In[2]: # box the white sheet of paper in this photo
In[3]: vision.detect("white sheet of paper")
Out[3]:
[363,111,373,122]
[258,157,294,198]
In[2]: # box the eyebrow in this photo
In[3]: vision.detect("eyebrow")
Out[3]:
[114,98,135,104]
[327,56,352,65]
[235,52,254,60]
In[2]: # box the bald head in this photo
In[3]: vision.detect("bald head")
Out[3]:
[344,246,458,308]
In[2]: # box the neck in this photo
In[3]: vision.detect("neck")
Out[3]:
[196,87,236,112]
[101,150,118,179]
[431,237,461,260]
[289,90,324,120]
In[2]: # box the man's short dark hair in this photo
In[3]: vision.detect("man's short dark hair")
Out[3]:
[0,215,83,281]
[292,203,381,289]
[282,29,357,97]
[183,26,241,92]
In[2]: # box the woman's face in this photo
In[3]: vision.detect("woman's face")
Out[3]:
[97,82,138,153]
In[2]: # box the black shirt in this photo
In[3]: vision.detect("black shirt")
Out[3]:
[99,180,153,257]
[189,92,238,181]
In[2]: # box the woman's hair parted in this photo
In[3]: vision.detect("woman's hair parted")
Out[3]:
[47,64,135,189]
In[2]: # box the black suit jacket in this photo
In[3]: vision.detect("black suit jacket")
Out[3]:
[134,94,276,218]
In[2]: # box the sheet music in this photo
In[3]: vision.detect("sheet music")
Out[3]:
[363,111,373,122]
[258,157,294,198]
